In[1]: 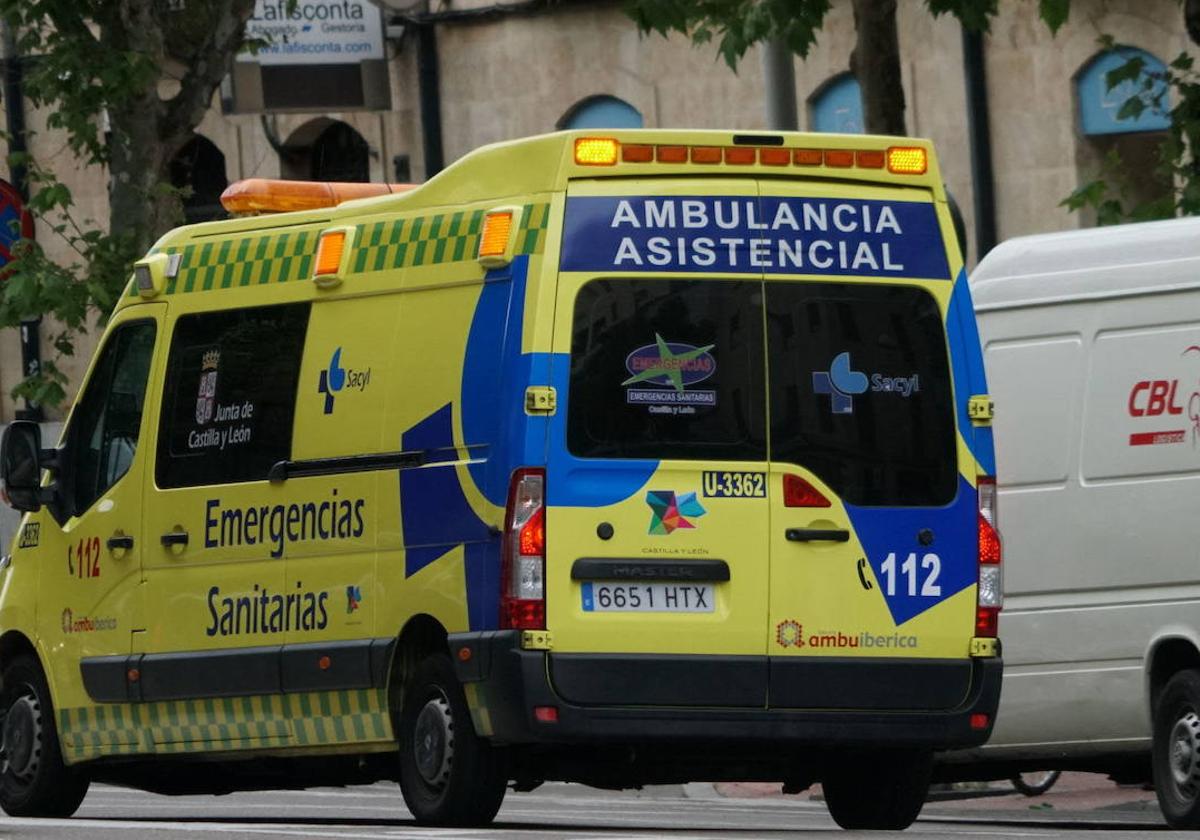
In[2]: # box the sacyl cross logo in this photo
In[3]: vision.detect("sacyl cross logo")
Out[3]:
[813,352,869,414]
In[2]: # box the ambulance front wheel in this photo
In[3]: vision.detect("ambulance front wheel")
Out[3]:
[398,653,508,826]
[821,749,931,830]
[0,654,89,817]
[1152,669,1200,828]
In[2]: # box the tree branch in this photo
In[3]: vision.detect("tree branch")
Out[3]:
[40,4,101,52]
[161,0,254,147]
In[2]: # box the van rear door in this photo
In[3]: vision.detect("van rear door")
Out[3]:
[759,183,977,711]
[545,179,771,707]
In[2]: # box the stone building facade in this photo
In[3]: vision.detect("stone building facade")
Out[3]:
[0,0,1192,422]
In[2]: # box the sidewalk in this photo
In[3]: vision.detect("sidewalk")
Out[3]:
[712,772,1165,826]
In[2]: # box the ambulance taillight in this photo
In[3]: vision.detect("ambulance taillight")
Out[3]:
[501,468,546,630]
[976,476,1003,637]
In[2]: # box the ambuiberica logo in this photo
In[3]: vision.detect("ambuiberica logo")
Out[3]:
[623,334,717,415]
[812,351,920,414]
[318,347,372,414]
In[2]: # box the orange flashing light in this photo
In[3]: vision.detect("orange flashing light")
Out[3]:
[220,179,413,215]
[794,149,822,166]
[622,144,654,163]
[479,211,514,259]
[691,146,722,164]
[314,230,347,277]
[575,137,619,165]
[760,148,791,166]
[857,150,885,169]
[888,146,928,174]
[724,146,756,165]
[657,145,688,163]
[824,149,854,168]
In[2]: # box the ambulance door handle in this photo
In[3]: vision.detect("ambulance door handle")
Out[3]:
[106,535,134,551]
[160,531,189,548]
[785,528,849,543]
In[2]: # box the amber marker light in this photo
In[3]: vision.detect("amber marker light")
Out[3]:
[824,149,854,168]
[656,145,688,163]
[888,146,928,174]
[794,148,822,166]
[724,146,757,165]
[760,147,791,166]
[857,150,886,169]
[574,137,619,165]
[622,144,653,163]
[314,230,347,277]
[479,211,514,259]
[691,146,722,164]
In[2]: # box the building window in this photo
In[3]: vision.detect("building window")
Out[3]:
[280,119,371,183]
[558,96,643,130]
[809,74,864,134]
[1077,47,1170,136]
[1074,48,1172,223]
[169,135,228,224]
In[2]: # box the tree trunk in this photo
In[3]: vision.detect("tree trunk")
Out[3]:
[107,103,184,260]
[849,0,906,136]
[1187,0,1200,47]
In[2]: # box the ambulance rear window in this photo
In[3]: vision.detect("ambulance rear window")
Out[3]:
[766,282,957,506]
[567,278,766,461]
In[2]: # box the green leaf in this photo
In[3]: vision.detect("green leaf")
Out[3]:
[1038,0,1070,33]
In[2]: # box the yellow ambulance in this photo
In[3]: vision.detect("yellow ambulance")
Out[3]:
[0,130,1001,830]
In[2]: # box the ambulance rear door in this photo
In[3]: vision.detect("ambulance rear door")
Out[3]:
[544,179,771,708]
[757,181,979,711]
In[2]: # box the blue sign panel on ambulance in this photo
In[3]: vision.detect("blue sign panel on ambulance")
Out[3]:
[560,196,950,280]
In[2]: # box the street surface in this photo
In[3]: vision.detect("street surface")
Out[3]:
[0,773,1175,839]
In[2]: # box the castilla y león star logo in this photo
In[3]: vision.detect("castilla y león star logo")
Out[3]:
[645,490,706,535]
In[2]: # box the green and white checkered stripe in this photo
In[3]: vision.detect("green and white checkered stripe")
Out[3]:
[160,230,318,296]
[350,201,550,275]
[141,201,552,297]
[59,688,393,762]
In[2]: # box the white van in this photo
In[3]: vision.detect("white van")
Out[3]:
[938,217,1200,828]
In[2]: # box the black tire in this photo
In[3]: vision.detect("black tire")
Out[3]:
[1010,770,1061,796]
[1153,669,1200,828]
[0,654,89,817]
[822,749,931,830]
[397,653,507,826]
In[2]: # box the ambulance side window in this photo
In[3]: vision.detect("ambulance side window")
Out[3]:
[156,303,310,489]
[67,320,157,515]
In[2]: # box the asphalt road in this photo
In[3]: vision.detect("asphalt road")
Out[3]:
[0,777,1176,840]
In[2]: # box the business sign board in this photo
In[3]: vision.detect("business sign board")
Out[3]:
[230,0,391,112]
[238,0,384,66]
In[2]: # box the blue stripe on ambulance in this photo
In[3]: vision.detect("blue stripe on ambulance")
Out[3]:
[399,404,497,631]
[946,267,995,476]
[842,475,978,625]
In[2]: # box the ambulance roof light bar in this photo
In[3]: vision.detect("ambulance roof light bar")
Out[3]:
[573,137,927,175]
[220,179,418,216]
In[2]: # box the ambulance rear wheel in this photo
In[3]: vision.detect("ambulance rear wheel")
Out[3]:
[822,749,931,830]
[0,655,89,817]
[1153,669,1200,828]
[398,653,507,826]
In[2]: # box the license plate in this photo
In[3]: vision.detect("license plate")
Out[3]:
[581,582,714,613]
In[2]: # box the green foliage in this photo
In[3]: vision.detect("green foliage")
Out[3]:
[0,0,256,410]
[624,0,832,69]
[1061,38,1200,224]
[0,153,142,407]
[0,1,160,165]
[1037,0,1071,34]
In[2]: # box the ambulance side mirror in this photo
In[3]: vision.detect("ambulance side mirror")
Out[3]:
[0,421,56,512]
